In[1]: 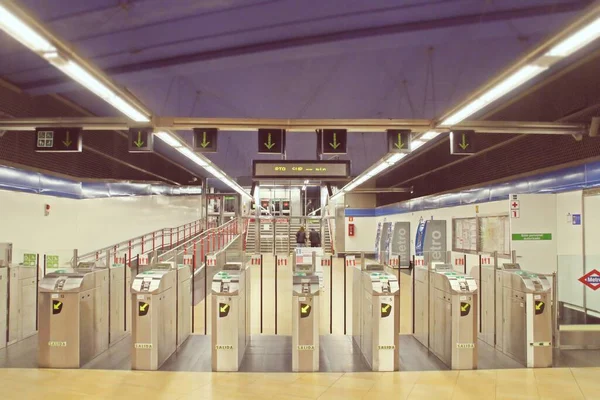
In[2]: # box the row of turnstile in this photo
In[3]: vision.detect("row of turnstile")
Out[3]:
[414,261,553,369]
[13,244,553,372]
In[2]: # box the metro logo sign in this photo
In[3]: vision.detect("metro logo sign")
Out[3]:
[579,269,600,291]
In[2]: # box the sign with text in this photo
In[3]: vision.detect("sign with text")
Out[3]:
[252,160,350,179]
[258,129,285,154]
[387,130,411,153]
[35,128,82,152]
[512,233,552,241]
[579,269,600,291]
[450,130,475,155]
[321,129,347,154]
[391,222,410,267]
[423,220,447,264]
[193,128,218,152]
[128,128,154,152]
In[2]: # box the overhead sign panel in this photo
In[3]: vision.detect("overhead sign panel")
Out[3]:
[387,129,411,153]
[252,160,350,179]
[128,128,154,152]
[321,129,347,154]
[258,129,285,154]
[34,127,82,152]
[450,130,475,155]
[193,128,218,152]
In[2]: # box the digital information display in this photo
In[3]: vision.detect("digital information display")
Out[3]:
[253,160,350,180]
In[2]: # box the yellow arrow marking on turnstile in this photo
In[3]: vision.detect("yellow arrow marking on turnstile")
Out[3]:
[461,303,470,312]
[381,304,391,313]
[139,303,149,312]
[535,301,544,311]
[301,304,310,314]
[220,304,230,313]
[53,301,62,310]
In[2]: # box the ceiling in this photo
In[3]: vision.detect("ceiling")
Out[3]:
[0,0,598,188]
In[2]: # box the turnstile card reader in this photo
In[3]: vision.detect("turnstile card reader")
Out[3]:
[292,272,320,372]
[360,266,400,371]
[211,263,247,371]
[498,263,552,368]
[430,268,478,370]
[38,263,109,368]
[131,264,177,370]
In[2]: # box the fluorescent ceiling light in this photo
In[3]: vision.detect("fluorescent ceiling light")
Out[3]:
[546,17,600,57]
[366,163,389,177]
[385,153,405,165]
[177,147,209,167]
[155,131,182,147]
[421,131,440,140]
[54,61,150,122]
[0,4,55,53]
[440,64,547,126]
[411,140,425,150]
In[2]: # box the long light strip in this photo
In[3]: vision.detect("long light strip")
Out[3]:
[0,4,150,123]
[547,16,600,57]
[0,4,55,52]
[440,65,547,126]
[440,11,600,128]
[155,131,252,200]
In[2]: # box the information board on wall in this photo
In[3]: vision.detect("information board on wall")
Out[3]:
[480,216,510,255]
[453,218,477,252]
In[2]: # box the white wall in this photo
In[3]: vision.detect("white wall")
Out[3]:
[345,216,377,252]
[510,194,557,274]
[0,189,202,265]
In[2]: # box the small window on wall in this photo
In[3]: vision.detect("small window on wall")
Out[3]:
[452,217,478,253]
[479,215,510,256]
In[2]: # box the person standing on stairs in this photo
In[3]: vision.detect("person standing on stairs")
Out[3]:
[309,228,321,248]
[296,226,307,248]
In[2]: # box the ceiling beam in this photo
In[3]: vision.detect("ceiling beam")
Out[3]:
[0,117,586,134]
[18,0,592,92]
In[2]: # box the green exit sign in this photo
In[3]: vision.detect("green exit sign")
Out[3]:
[35,128,82,152]
[128,128,154,152]
[193,128,218,152]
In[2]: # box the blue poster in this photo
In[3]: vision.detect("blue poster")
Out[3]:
[415,218,426,256]
[374,222,382,262]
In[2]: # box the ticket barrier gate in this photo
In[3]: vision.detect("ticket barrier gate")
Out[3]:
[497,264,552,368]
[211,262,247,371]
[0,243,38,349]
[131,263,178,370]
[356,264,400,371]
[414,263,478,369]
[38,261,109,368]
[292,254,320,372]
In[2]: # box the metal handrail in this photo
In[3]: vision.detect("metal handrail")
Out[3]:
[157,218,240,262]
[77,217,205,263]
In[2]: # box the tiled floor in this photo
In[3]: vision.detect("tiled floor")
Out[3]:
[1,367,596,400]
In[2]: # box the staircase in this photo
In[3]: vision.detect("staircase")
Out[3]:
[244,219,333,254]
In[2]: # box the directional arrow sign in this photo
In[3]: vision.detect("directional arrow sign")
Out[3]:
[387,129,411,153]
[300,303,312,318]
[35,128,82,152]
[193,128,218,152]
[321,129,347,154]
[460,302,471,317]
[258,129,285,154]
[138,302,150,316]
[450,130,475,155]
[219,302,231,318]
[128,128,154,152]
[381,303,392,318]
[52,300,63,315]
